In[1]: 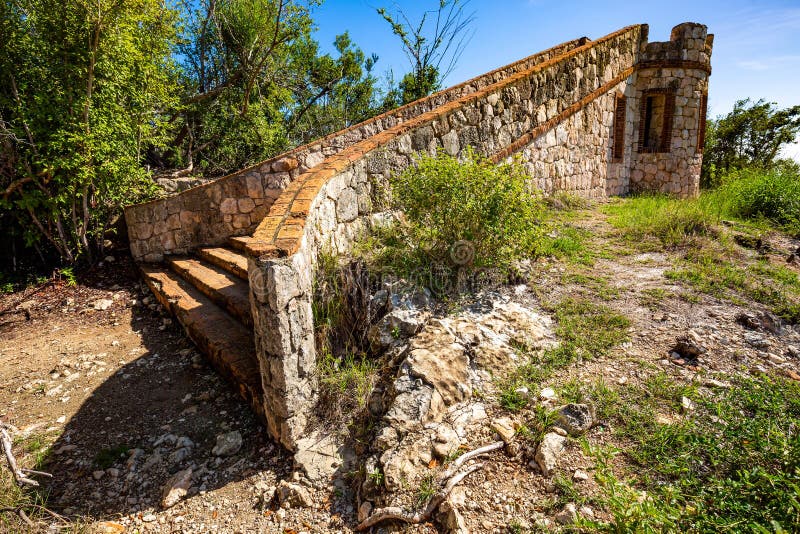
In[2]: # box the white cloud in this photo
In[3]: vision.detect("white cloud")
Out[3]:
[737,55,800,71]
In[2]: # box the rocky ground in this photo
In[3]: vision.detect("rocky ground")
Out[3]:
[2,202,800,533]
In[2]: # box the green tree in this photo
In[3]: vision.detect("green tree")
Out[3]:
[0,0,181,264]
[702,98,800,187]
[285,32,381,145]
[173,0,311,175]
[173,0,383,174]
[377,0,475,105]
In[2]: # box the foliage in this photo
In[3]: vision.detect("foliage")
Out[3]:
[374,148,545,283]
[604,195,719,248]
[714,165,800,234]
[585,373,800,532]
[174,0,386,174]
[702,98,800,187]
[0,0,180,264]
[377,0,475,105]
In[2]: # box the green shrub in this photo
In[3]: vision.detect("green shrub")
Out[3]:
[385,148,545,277]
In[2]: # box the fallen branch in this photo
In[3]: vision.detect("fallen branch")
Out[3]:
[1,419,52,487]
[442,440,505,479]
[355,463,485,531]
[0,507,34,527]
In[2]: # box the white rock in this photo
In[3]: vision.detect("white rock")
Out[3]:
[92,470,105,480]
[555,503,577,525]
[535,432,566,476]
[212,431,242,456]
[276,480,313,508]
[539,387,556,400]
[93,299,113,311]
[573,469,590,482]
[161,468,193,509]
[490,417,517,443]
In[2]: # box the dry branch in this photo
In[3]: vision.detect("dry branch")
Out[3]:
[355,462,487,530]
[442,440,504,479]
[1,419,51,487]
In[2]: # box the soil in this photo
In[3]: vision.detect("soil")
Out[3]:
[2,207,800,533]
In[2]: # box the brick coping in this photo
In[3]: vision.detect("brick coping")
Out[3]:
[237,25,645,261]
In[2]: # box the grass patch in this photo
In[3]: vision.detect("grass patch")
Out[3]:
[561,272,621,300]
[604,195,719,248]
[714,166,800,234]
[416,472,437,507]
[499,299,629,412]
[665,251,800,323]
[1,433,62,531]
[639,287,672,309]
[318,351,377,413]
[571,373,800,532]
[550,298,630,358]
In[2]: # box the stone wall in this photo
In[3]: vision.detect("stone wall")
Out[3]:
[124,22,714,449]
[244,25,647,448]
[124,38,586,262]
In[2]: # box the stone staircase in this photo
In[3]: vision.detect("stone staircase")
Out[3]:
[139,242,264,422]
[124,23,713,447]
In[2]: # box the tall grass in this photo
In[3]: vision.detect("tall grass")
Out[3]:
[713,166,800,234]
[606,165,800,245]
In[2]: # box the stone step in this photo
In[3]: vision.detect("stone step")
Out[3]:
[140,265,264,423]
[167,257,252,328]
[196,246,249,281]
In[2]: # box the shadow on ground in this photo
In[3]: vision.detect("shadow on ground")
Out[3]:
[34,273,292,522]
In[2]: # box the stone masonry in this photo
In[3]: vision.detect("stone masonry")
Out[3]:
[125,23,713,449]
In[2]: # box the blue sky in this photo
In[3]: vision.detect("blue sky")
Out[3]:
[310,0,800,158]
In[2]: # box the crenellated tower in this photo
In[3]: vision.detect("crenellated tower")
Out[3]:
[627,22,714,197]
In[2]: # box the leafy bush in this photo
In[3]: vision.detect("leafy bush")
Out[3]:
[378,148,544,280]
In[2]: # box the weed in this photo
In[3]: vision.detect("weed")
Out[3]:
[367,469,384,487]
[318,350,377,413]
[416,473,438,507]
[639,287,671,309]
[94,444,129,469]
[59,267,77,286]
[584,373,800,531]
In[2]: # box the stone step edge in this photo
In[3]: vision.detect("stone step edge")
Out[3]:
[140,265,265,424]
[196,246,249,281]
[167,256,253,328]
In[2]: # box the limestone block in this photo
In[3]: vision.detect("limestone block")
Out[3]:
[303,151,324,170]
[246,174,264,198]
[220,198,238,215]
[441,130,460,156]
[238,198,256,214]
[336,187,358,223]
[166,213,181,231]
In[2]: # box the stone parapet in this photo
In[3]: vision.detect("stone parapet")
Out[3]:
[124,37,587,262]
[243,25,645,447]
